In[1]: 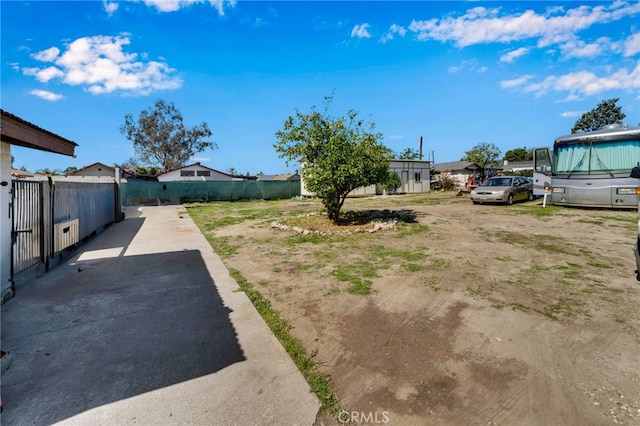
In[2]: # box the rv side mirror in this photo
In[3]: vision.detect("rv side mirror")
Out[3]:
[630,166,640,179]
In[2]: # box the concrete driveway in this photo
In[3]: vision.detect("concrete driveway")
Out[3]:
[1,205,320,425]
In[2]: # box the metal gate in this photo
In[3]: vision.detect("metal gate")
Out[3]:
[11,180,44,278]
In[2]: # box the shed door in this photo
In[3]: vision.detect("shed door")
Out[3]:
[401,170,409,192]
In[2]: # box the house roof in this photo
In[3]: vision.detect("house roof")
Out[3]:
[156,162,257,180]
[432,161,482,172]
[11,169,35,178]
[1,109,77,156]
[502,160,533,170]
[66,162,115,176]
[390,158,431,163]
[259,173,300,181]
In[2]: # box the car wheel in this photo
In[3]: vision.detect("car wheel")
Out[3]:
[527,191,534,201]
[472,200,479,204]
[506,194,514,205]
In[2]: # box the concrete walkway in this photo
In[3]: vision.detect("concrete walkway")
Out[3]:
[1,206,320,425]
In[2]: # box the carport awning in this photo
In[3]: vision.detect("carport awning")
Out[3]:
[1,109,77,157]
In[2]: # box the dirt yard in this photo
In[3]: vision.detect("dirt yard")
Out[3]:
[188,192,640,425]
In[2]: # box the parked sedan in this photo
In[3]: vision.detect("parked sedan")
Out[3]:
[470,176,534,205]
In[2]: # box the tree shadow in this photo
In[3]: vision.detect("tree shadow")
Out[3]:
[336,209,419,226]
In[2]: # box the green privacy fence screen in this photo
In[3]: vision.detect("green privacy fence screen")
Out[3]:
[120,180,301,205]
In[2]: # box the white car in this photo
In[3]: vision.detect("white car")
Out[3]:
[470,176,534,205]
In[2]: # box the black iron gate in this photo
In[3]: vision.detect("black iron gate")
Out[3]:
[11,180,44,279]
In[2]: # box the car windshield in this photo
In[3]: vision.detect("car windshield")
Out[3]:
[486,178,512,187]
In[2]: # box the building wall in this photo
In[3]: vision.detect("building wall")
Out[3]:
[1,142,11,298]
[157,165,233,182]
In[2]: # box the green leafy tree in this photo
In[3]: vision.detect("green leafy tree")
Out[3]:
[382,171,402,193]
[571,98,626,133]
[504,147,533,162]
[120,99,215,171]
[134,166,158,176]
[396,148,421,160]
[275,95,392,223]
[63,166,78,175]
[461,142,501,167]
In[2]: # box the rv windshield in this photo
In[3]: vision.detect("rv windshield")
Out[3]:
[554,139,640,175]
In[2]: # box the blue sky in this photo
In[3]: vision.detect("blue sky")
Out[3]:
[2,0,639,175]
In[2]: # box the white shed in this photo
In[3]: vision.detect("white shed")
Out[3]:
[300,159,431,197]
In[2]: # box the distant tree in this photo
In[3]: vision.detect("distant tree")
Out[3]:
[227,167,238,175]
[120,99,216,171]
[275,94,392,222]
[63,166,78,175]
[116,157,139,170]
[396,147,421,160]
[504,147,533,162]
[11,155,14,167]
[134,166,158,176]
[571,98,626,133]
[461,142,501,167]
[35,168,63,175]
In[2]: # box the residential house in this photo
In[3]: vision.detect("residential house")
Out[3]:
[66,162,116,178]
[156,162,256,182]
[1,109,77,300]
[501,160,533,175]
[11,169,35,179]
[432,161,483,188]
[257,173,300,181]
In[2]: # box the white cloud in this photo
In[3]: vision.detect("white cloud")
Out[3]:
[560,37,610,59]
[103,0,118,16]
[31,46,60,62]
[623,32,640,56]
[351,23,371,39]
[23,66,65,83]
[500,74,534,89]
[448,60,487,74]
[500,47,531,63]
[380,24,407,44]
[22,34,182,96]
[408,2,640,51]
[560,111,583,118]
[390,24,407,37]
[518,61,640,99]
[142,0,236,15]
[29,89,64,101]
